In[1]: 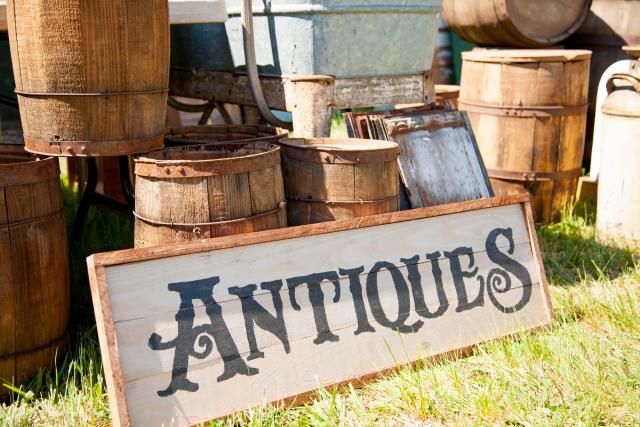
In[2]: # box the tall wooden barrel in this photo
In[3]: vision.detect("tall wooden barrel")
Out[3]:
[280,138,399,226]
[134,143,287,248]
[567,0,640,167]
[443,0,592,48]
[165,125,287,147]
[459,50,591,223]
[7,0,169,157]
[0,146,69,397]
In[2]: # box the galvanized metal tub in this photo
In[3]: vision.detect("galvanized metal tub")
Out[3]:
[171,0,442,78]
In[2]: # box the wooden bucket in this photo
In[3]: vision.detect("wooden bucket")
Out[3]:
[280,138,399,226]
[134,143,287,248]
[0,146,69,397]
[459,50,591,223]
[165,125,287,147]
[443,0,591,48]
[7,0,169,157]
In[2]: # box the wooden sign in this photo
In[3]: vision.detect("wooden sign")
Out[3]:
[88,195,552,427]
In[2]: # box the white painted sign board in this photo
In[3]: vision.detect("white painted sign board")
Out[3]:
[88,195,552,427]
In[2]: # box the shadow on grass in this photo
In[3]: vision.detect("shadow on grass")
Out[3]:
[537,203,638,286]
[62,181,133,328]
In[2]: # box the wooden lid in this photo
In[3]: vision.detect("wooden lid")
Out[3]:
[279,138,398,164]
[0,145,59,186]
[462,49,592,63]
[623,46,640,60]
[135,142,281,178]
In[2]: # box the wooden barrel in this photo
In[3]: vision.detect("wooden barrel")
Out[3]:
[567,0,640,167]
[0,146,69,397]
[165,125,287,147]
[459,50,591,223]
[443,0,592,48]
[134,143,287,248]
[7,0,169,157]
[280,138,399,226]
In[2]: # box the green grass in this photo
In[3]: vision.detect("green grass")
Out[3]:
[1,182,639,426]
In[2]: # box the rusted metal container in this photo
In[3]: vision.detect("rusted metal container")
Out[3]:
[165,125,287,147]
[596,60,640,245]
[280,138,400,226]
[134,143,287,248]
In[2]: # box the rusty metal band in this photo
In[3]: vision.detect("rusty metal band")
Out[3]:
[0,334,66,360]
[487,168,582,182]
[458,100,588,118]
[15,88,169,97]
[0,157,59,186]
[0,208,64,228]
[135,149,280,178]
[281,146,398,165]
[133,203,286,229]
[25,135,164,157]
[287,195,400,205]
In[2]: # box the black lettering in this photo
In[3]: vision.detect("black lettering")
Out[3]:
[287,271,341,344]
[401,253,449,319]
[228,280,290,360]
[339,266,376,335]
[483,228,533,313]
[445,247,484,312]
[148,277,258,397]
[366,261,423,333]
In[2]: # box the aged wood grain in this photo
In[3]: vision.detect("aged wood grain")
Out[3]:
[383,110,493,208]
[134,143,287,248]
[7,0,169,156]
[460,50,591,223]
[88,197,552,426]
[0,146,69,398]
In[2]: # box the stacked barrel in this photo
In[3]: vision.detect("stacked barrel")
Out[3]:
[443,0,594,223]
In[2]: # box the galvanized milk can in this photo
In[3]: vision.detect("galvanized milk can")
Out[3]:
[596,49,640,245]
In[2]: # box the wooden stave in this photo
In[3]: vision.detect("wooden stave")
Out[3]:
[459,52,590,223]
[6,0,170,157]
[443,0,592,48]
[0,148,69,396]
[133,142,287,248]
[280,138,400,226]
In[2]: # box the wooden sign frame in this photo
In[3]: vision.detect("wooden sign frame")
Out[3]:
[88,194,552,427]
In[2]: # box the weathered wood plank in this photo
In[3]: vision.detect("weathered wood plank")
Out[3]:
[88,196,552,426]
[384,110,493,208]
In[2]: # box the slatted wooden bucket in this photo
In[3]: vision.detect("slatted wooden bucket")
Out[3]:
[134,143,287,248]
[443,0,591,48]
[459,50,591,223]
[0,146,69,397]
[7,0,169,157]
[165,125,287,147]
[280,138,400,226]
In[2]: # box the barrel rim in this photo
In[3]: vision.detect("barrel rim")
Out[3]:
[134,142,282,178]
[462,49,593,63]
[0,145,59,186]
[279,137,398,152]
[164,124,288,146]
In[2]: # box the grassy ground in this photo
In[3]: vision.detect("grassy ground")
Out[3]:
[0,181,639,426]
